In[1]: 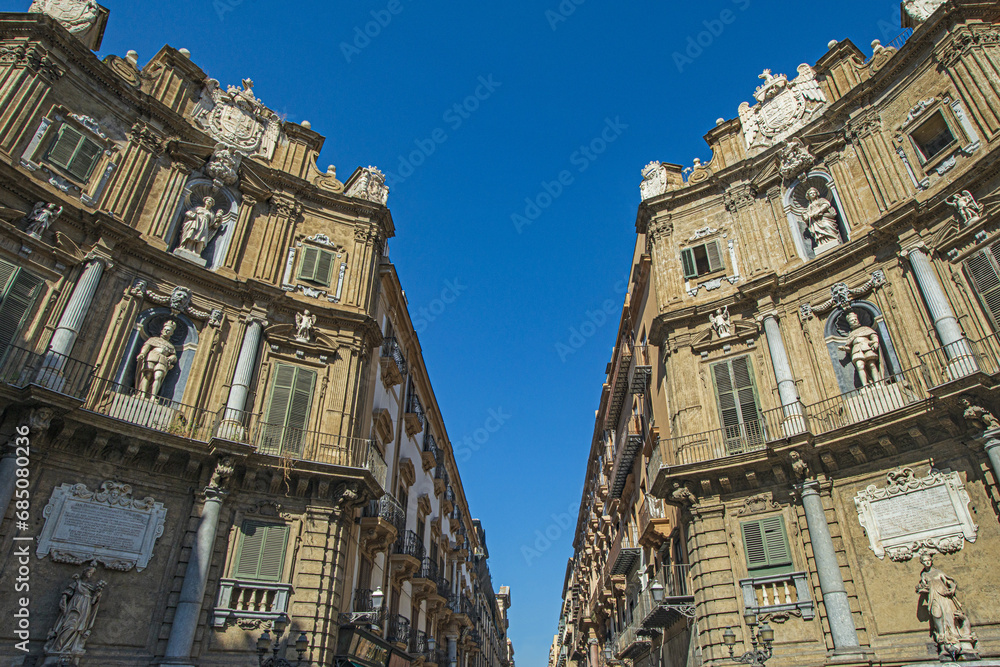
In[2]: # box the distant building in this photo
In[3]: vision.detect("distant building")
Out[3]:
[0,3,510,667]
[552,2,1000,667]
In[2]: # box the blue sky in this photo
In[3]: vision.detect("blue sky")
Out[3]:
[44,0,908,664]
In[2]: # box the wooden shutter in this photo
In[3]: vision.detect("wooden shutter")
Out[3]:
[47,125,83,170]
[0,264,42,353]
[966,246,1000,330]
[234,521,289,582]
[732,356,763,444]
[706,240,725,273]
[741,517,791,573]
[298,246,320,282]
[315,249,335,286]
[681,249,697,279]
[283,367,316,456]
[68,137,102,181]
[358,555,373,589]
[712,357,763,452]
[262,364,315,456]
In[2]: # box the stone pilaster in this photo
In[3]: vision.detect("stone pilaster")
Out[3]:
[686,503,740,667]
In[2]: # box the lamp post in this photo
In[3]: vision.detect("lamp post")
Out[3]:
[370,587,385,633]
[257,614,308,667]
[650,582,665,603]
[723,613,774,667]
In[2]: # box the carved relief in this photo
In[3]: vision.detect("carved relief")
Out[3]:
[345,166,389,206]
[738,66,827,151]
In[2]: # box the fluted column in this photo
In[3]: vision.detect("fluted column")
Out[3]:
[983,430,1000,494]
[42,258,106,383]
[217,318,265,440]
[798,480,860,651]
[758,312,804,434]
[904,244,974,366]
[448,634,459,667]
[162,467,230,666]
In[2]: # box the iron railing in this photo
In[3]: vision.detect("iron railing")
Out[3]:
[363,494,406,532]
[385,614,411,645]
[416,557,439,582]
[353,588,379,613]
[917,332,1000,388]
[0,344,95,400]
[805,366,926,437]
[88,375,216,441]
[437,575,451,599]
[381,336,407,375]
[394,529,426,561]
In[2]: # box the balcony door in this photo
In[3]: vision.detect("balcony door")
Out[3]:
[261,363,316,457]
[0,258,42,356]
[711,356,764,453]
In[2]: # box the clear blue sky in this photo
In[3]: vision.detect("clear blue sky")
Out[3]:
[36,0,907,664]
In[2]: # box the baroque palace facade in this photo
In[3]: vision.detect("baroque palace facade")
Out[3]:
[0,3,513,667]
[551,3,1000,667]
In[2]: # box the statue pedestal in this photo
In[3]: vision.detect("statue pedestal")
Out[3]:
[108,393,177,431]
[214,419,247,442]
[813,239,841,256]
[172,247,208,267]
[843,382,906,423]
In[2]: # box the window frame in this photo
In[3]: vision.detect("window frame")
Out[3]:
[232,519,291,583]
[908,110,958,166]
[260,362,317,457]
[710,355,765,453]
[740,515,793,577]
[297,244,336,286]
[964,242,1000,332]
[681,239,726,280]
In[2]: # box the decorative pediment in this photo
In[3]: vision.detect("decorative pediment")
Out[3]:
[691,318,758,353]
[930,195,1000,263]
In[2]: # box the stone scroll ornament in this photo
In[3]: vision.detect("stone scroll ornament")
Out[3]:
[854,468,977,562]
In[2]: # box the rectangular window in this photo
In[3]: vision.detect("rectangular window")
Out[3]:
[681,240,725,280]
[965,243,1000,332]
[417,517,426,544]
[741,516,792,576]
[297,245,335,286]
[261,363,316,457]
[46,124,103,182]
[398,489,408,524]
[0,259,43,354]
[358,554,373,590]
[911,112,956,163]
[234,520,289,582]
[711,356,764,453]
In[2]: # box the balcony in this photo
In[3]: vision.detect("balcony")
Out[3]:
[380,336,407,388]
[412,557,439,599]
[637,496,671,549]
[385,614,411,647]
[211,579,292,628]
[610,412,647,499]
[436,575,452,601]
[606,530,640,577]
[641,564,695,629]
[739,571,814,621]
[631,344,652,395]
[434,455,449,495]
[359,494,404,555]
[404,388,425,437]
[410,629,434,660]
[607,337,635,428]
[421,430,438,471]
[0,344,95,402]
[442,485,456,514]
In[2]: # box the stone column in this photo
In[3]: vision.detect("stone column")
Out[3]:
[162,466,231,666]
[217,318,264,440]
[904,244,975,368]
[983,429,1000,492]
[798,480,860,651]
[43,258,105,372]
[759,312,804,434]
[448,634,459,667]
[588,637,599,667]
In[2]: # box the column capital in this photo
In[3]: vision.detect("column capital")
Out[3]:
[900,240,930,259]
[754,309,780,324]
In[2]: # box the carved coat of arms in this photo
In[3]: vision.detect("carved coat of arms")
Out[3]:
[903,0,945,22]
[640,161,668,201]
[29,0,99,34]
[738,65,827,152]
[192,78,281,158]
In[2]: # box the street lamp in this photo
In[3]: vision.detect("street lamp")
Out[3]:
[723,614,774,667]
[650,582,665,603]
[257,614,309,667]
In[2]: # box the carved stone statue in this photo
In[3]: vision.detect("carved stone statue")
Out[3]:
[789,450,810,480]
[640,161,668,201]
[294,310,316,342]
[135,320,178,398]
[946,191,984,227]
[668,481,696,506]
[778,138,815,180]
[29,0,99,35]
[179,196,224,256]
[345,166,389,206]
[43,565,106,664]
[904,0,945,23]
[209,457,234,491]
[839,311,881,386]
[710,306,732,339]
[916,553,979,661]
[206,144,239,188]
[960,397,1000,432]
[803,187,841,248]
[24,202,63,238]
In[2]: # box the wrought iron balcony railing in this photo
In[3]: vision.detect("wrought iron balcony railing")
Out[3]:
[381,336,407,375]
[385,614,411,645]
[437,575,451,599]
[363,494,405,532]
[416,557,439,582]
[0,344,95,401]
[394,529,426,561]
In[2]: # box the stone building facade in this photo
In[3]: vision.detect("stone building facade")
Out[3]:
[0,3,511,667]
[552,2,1000,667]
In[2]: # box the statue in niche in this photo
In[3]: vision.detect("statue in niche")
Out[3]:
[294,310,316,342]
[838,311,881,386]
[960,397,1000,432]
[43,564,106,663]
[916,552,979,661]
[945,191,984,227]
[710,306,732,338]
[24,201,63,238]
[135,320,178,398]
[179,196,224,256]
[803,187,842,248]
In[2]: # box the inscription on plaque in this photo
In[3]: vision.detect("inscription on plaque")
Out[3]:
[37,481,167,571]
[855,468,977,562]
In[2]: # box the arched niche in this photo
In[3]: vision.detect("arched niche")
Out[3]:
[113,307,200,403]
[166,177,241,270]
[783,172,851,261]
[823,301,902,394]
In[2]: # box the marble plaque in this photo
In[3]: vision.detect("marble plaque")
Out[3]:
[37,480,167,571]
[854,468,977,561]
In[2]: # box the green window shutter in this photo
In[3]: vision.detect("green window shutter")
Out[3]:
[265,364,297,425]
[262,363,315,456]
[0,264,42,352]
[283,367,316,456]
[681,248,697,279]
[234,521,289,582]
[712,357,763,452]
[706,240,725,273]
[966,247,1000,331]
[298,246,320,282]
[68,137,102,181]
[732,356,763,444]
[47,125,83,171]
[315,249,335,286]
[741,517,792,575]
[742,520,768,569]
[713,361,741,439]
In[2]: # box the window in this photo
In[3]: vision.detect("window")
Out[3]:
[417,517,426,544]
[711,356,764,453]
[681,240,725,279]
[45,124,103,182]
[965,243,1000,331]
[911,112,956,163]
[297,245,336,286]
[358,554,373,590]
[0,259,43,353]
[260,364,316,456]
[399,489,408,524]
[234,520,289,582]
[741,516,793,576]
